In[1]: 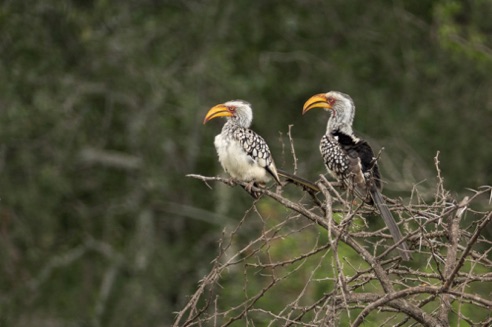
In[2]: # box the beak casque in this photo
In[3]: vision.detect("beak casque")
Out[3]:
[302,94,332,114]
[203,104,233,124]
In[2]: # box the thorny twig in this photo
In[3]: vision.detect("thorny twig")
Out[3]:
[287,124,298,174]
[179,167,492,326]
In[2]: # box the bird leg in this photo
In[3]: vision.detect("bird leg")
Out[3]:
[241,181,263,199]
[226,178,238,187]
[245,181,262,193]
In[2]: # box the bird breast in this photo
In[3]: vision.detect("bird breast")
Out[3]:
[214,134,271,183]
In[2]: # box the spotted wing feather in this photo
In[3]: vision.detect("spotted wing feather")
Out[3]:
[334,132,381,190]
[233,127,281,185]
[321,130,410,260]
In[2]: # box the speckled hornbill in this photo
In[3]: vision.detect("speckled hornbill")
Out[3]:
[302,91,411,261]
[203,100,281,198]
[204,100,320,198]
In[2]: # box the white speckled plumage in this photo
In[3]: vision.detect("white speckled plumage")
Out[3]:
[206,100,281,194]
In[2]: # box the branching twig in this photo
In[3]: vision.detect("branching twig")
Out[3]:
[178,172,492,326]
[287,124,298,174]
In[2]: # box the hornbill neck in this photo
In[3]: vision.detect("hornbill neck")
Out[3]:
[230,101,253,128]
[223,111,252,133]
[326,102,355,136]
[230,112,252,128]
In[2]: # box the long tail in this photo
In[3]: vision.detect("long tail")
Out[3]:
[277,169,320,193]
[370,186,411,261]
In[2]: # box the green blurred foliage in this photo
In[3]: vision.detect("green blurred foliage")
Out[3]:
[0,0,490,325]
[183,203,490,326]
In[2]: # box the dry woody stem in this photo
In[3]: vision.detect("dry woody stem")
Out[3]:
[178,161,492,326]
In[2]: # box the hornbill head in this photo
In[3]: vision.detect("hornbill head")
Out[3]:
[303,91,354,114]
[203,100,253,128]
[302,91,356,135]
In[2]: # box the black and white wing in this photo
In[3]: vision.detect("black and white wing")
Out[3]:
[234,127,281,185]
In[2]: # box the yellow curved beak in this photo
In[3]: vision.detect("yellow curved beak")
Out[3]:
[203,104,232,124]
[302,94,331,114]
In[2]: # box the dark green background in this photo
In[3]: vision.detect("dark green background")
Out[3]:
[1,0,490,325]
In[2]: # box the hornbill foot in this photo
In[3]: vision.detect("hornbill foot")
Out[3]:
[226,178,238,187]
[244,181,256,193]
[243,181,263,199]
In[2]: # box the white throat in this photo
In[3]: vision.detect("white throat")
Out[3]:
[326,109,354,136]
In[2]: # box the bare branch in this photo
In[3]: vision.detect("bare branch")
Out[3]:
[180,172,492,326]
[287,124,298,174]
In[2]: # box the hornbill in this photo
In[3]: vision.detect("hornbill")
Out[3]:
[204,100,283,198]
[303,91,411,261]
[204,100,320,197]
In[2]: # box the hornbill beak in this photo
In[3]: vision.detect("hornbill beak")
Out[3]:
[203,104,233,124]
[302,94,332,114]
